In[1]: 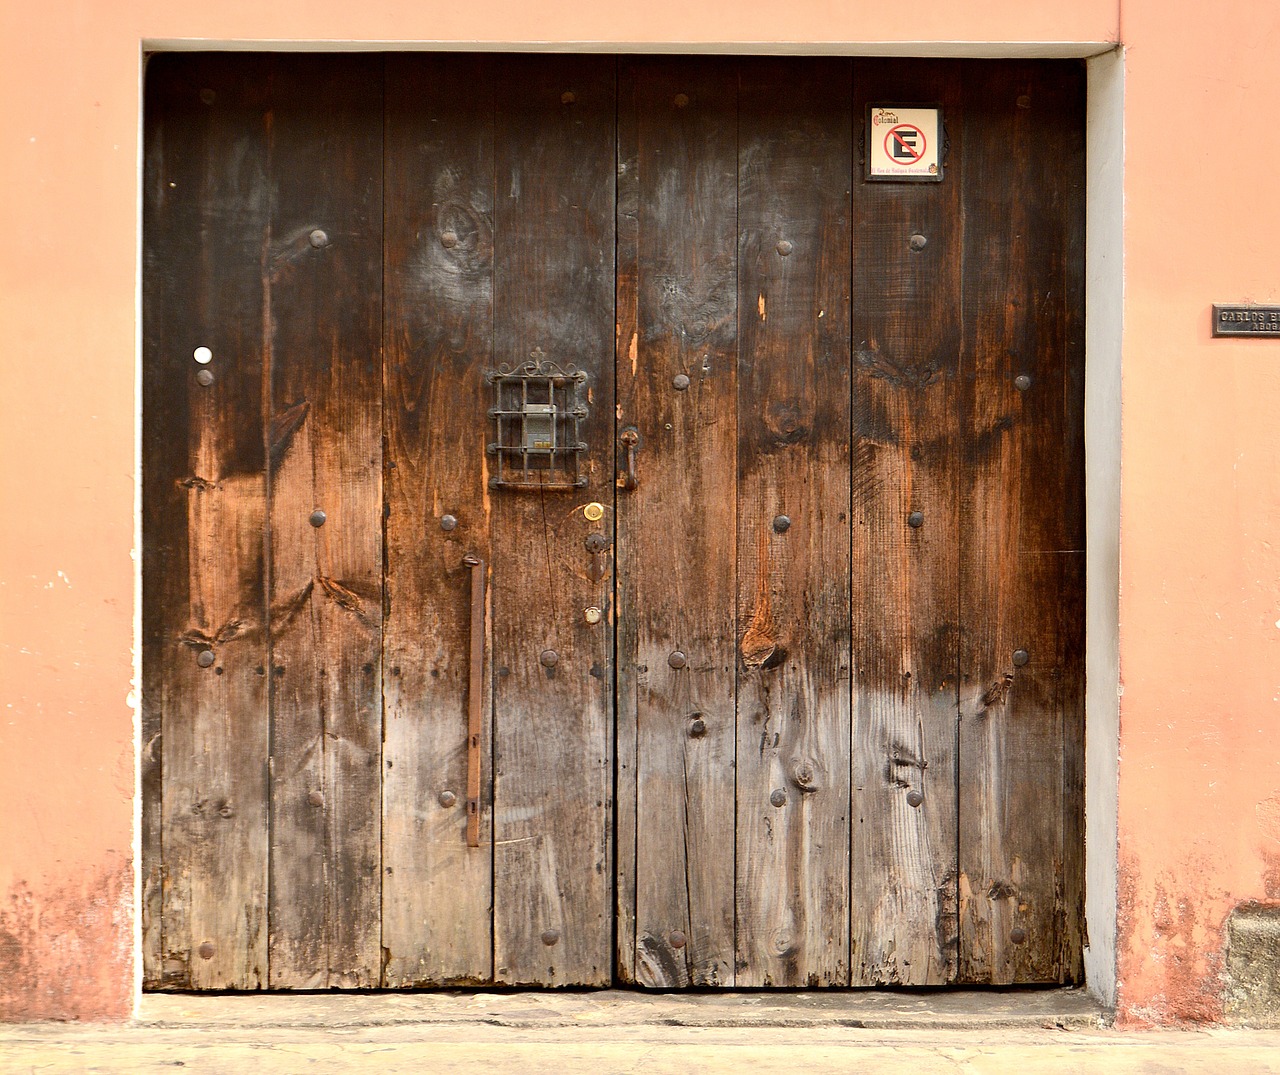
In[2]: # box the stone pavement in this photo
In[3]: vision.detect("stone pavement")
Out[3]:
[2,991,1279,1074]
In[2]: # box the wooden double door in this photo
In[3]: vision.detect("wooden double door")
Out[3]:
[143,53,1084,991]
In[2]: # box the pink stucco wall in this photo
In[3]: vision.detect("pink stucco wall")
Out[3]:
[1114,0,1280,1026]
[2,0,1277,1024]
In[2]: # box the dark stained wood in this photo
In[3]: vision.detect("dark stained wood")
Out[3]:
[381,53,496,986]
[266,56,385,989]
[956,61,1086,984]
[616,57,738,988]
[849,61,964,986]
[734,58,853,987]
[143,54,1086,993]
[145,53,273,990]
[490,55,617,986]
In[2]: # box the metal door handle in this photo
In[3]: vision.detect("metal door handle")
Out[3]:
[620,427,640,491]
[462,554,485,848]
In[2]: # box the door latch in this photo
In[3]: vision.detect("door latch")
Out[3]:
[619,427,640,491]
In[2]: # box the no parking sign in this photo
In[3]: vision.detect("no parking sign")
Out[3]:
[867,105,943,182]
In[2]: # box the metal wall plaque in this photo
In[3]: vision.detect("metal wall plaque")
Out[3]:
[1213,305,1280,337]
[866,105,943,182]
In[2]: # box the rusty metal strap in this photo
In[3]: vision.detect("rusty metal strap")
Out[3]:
[462,554,485,848]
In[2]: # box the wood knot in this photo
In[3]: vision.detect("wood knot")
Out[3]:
[855,345,942,389]
[269,400,311,466]
[770,931,800,958]
[791,761,819,792]
[981,673,1015,711]
[988,879,1019,901]
[763,399,812,445]
[318,576,373,622]
[740,622,776,668]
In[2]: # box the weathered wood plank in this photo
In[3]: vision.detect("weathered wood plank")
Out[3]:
[615,65,640,981]
[146,53,273,990]
[382,53,496,986]
[265,55,385,989]
[491,55,616,986]
[849,61,964,986]
[734,57,853,987]
[616,57,738,988]
[956,61,1086,984]
[141,57,190,987]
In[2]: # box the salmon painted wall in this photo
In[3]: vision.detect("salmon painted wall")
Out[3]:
[1115,0,1280,1026]
[0,0,1274,1025]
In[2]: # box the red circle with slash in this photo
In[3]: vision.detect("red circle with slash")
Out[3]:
[884,123,926,162]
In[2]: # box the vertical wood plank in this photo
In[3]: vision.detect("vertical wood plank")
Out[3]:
[491,55,617,986]
[735,58,853,987]
[956,61,1086,984]
[382,53,496,986]
[614,59,641,987]
[141,62,183,982]
[616,57,738,988]
[849,62,964,986]
[266,56,385,988]
[145,53,272,990]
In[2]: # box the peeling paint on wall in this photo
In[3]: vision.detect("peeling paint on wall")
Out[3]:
[0,855,132,1021]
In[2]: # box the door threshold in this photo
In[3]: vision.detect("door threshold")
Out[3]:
[139,987,1106,1031]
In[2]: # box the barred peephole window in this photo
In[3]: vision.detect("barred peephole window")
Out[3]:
[486,349,589,489]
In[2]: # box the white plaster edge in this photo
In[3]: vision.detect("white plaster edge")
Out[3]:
[1083,45,1124,1012]
[139,39,1117,59]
